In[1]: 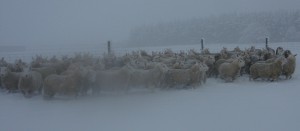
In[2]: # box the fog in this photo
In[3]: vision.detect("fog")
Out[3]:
[0,0,299,45]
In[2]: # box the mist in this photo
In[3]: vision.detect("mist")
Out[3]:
[0,0,300,45]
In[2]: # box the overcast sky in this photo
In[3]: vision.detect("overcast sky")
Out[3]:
[0,0,299,45]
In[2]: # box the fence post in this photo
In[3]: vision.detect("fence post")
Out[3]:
[201,38,204,50]
[265,37,269,49]
[107,41,111,54]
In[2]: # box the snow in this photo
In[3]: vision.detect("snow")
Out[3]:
[0,42,300,131]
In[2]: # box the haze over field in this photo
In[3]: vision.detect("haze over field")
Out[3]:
[0,42,299,131]
[1,0,300,46]
[1,1,300,130]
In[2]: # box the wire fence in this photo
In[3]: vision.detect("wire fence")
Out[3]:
[0,42,299,63]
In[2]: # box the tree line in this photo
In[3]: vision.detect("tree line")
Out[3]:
[128,10,300,46]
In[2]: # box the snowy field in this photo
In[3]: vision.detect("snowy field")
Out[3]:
[0,42,299,131]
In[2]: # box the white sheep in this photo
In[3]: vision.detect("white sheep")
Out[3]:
[58,62,97,96]
[31,66,57,80]
[18,69,43,98]
[93,65,132,94]
[129,63,168,90]
[199,63,209,84]
[43,71,82,99]
[218,59,245,82]
[249,57,286,81]
[214,59,234,77]
[0,67,22,92]
[163,63,202,88]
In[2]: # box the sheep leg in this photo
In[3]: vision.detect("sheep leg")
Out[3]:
[225,77,232,82]
[38,87,42,94]
[286,75,292,80]
[249,76,252,81]
[270,76,275,82]
[123,82,130,94]
[43,89,55,100]
[22,90,32,98]
[215,72,219,78]
[285,75,289,80]
[148,84,155,93]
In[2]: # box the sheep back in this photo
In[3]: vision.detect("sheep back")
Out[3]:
[32,67,57,80]
[250,59,283,81]
[43,73,80,99]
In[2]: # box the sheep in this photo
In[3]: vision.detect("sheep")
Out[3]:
[213,58,235,77]
[163,48,175,57]
[139,50,153,61]
[276,47,284,56]
[172,61,184,69]
[72,52,95,66]
[261,48,276,61]
[219,47,231,59]
[129,63,168,90]
[234,46,242,53]
[242,54,261,74]
[62,63,97,96]
[129,59,147,69]
[282,54,297,79]
[0,57,8,67]
[249,57,286,81]
[52,61,71,74]
[203,56,215,77]
[182,59,198,69]
[30,55,49,68]
[201,48,210,55]
[92,60,105,71]
[153,56,177,67]
[0,67,22,93]
[93,65,132,94]
[18,70,43,98]
[79,66,97,96]
[218,59,245,82]
[283,50,292,58]
[14,59,27,72]
[43,71,82,99]
[102,53,117,69]
[199,63,209,84]
[163,63,202,88]
[31,66,57,80]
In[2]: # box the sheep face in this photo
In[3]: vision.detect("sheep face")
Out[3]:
[282,54,297,79]
[237,59,245,67]
[155,63,168,72]
[19,74,34,98]
[0,67,9,77]
[276,47,284,56]
[283,50,292,58]
[199,63,209,71]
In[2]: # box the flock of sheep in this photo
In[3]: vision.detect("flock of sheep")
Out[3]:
[0,45,297,99]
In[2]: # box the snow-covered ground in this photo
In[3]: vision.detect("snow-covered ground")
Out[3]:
[0,42,299,131]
